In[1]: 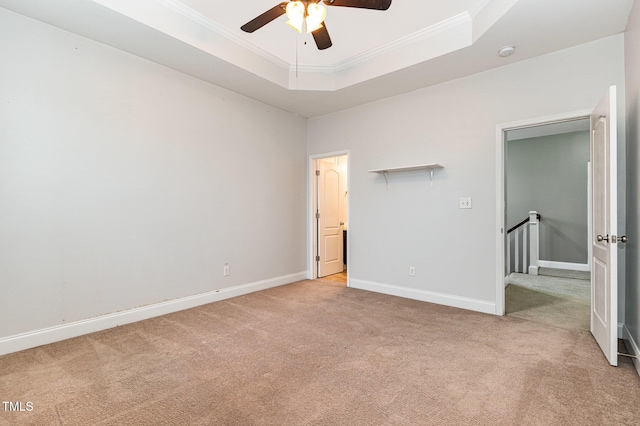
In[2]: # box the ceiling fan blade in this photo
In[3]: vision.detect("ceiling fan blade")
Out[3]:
[312,24,333,50]
[241,2,288,33]
[324,0,391,10]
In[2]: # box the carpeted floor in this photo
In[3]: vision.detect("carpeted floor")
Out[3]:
[1,279,639,425]
[506,270,590,331]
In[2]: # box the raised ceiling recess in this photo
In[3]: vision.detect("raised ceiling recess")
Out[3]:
[0,0,633,117]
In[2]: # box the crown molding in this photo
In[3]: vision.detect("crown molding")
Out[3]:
[153,0,474,77]
[290,11,472,75]
[468,0,492,18]
[333,11,472,72]
[153,0,290,69]
[143,0,499,91]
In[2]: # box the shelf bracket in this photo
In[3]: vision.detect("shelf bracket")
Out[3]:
[382,171,389,190]
[429,169,435,186]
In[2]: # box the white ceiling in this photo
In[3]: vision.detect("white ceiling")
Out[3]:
[0,0,634,117]
[185,0,483,66]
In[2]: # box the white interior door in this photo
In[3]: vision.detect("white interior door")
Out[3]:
[318,158,343,277]
[590,85,618,366]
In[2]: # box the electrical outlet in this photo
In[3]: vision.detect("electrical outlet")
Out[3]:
[409,266,416,277]
[459,197,472,209]
[223,263,230,276]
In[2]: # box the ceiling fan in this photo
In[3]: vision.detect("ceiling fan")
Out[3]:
[241,0,392,50]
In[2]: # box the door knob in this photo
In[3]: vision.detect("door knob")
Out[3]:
[597,234,609,243]
[619,235,628,243]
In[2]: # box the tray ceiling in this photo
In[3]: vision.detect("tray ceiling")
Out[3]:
[0,0,633,117]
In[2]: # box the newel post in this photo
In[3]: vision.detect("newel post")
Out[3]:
[528,211,539,275]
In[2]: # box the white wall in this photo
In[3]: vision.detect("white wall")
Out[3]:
[624,0,640,372]
[308,35,625,314]
[0,9,307,346]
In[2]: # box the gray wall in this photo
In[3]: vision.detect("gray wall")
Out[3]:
[506,131,590,264]
[0,9,307,341]
[624,0,640,370]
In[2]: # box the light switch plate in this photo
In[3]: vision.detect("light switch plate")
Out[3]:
[459,197,472,209]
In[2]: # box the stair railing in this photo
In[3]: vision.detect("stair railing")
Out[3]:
[506,211,540,277]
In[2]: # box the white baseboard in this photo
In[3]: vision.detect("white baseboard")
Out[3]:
[350,279,495,315]
[621,324,640,377]
[0,271,307,356]
[538,260,590,272]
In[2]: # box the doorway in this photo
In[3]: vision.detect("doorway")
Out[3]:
[503,118,592,330]
[310,152,349,285]
[495,109,594,316]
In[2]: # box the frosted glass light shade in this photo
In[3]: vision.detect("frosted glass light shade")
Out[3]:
[306,3,326,33]
[286,1,326,34]
[286,1,305,33]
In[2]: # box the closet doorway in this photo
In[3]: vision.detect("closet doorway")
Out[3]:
[311,153,349,285]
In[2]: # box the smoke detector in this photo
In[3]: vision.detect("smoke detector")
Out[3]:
[498,46,516,57]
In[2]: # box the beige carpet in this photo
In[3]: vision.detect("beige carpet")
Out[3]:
[1,279,639,425]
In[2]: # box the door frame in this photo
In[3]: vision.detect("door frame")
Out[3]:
[308,150,350,283]
[495,109,592,315]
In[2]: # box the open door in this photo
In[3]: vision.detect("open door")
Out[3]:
[317,158,344,277]
[590,85,618,366]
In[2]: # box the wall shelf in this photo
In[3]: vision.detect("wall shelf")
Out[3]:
[368,163,444,189]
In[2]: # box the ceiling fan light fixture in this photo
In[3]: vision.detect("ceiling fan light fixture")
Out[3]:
[241,0,392,50]
[286,1,305,33]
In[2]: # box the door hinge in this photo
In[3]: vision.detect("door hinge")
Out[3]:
[316,170,320,176]
[316,255,320,262]
[316,212,320,219]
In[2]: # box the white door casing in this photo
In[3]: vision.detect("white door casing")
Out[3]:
[590,86,618,366]
[318,159,343,277]
[494,109,593,316]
